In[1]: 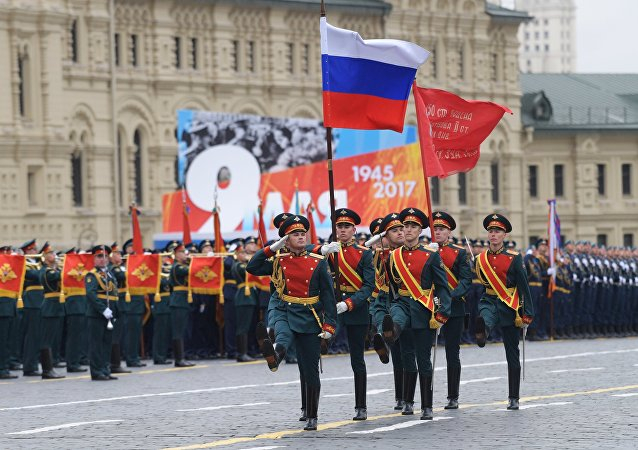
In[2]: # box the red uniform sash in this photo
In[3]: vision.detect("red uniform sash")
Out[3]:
[337,245,363,290]
[439,246,460,291]
[476,251,519,310]
[392,247,434,312]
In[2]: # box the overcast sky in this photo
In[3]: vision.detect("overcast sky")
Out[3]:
[507,0,638,73]
[575,0,638,73]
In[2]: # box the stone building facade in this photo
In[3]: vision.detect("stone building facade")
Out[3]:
[1,0,632,248]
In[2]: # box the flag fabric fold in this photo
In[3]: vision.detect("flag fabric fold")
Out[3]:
[547,199,561,297]
[61,254,94,296]
[257,202,267,248]
[320,17,429,132]
[0,255,26,299]
[131,205,144,255]
[413,84,512,178]
[182,191,192,246]
[307,202,318,245]
[189,256,224,295]
[126,254,161,296]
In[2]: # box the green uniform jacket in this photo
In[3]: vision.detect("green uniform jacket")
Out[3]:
[22,261,44,309]
[0,296,16,317]
[332,242,374,326]
[438,243,472,318]
[64,294,87,315]
[111,264,127,314]
[153,265,172,314]
[247,246,337,335]
[231,261,258,307]
[169,262,190,309]
[476,249,534,327]
[85,268,118,319]
[39,266,64,318]
[389,244,452,329]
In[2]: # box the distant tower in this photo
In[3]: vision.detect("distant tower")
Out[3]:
[516,0,576,73]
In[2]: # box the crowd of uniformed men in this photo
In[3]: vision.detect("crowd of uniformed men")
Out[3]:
[1,209,637,430]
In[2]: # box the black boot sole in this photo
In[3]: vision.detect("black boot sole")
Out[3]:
[382,314,396,342]
[475,316,487,348]
[262,339,279,372]
[372,334,389,364]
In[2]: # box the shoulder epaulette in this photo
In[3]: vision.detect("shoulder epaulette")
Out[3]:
[506,250,520,256]
[423,245,437,253]
[89,268,98,275]
[308,252,325,260]
[451,243,465,250]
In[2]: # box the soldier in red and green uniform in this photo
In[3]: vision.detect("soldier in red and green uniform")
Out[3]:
[382,207,451,420]
[85,245,118,381]
[247,214,337,431]
[430,211,472,409]
[330,208,374,421]
[474,214,534,410]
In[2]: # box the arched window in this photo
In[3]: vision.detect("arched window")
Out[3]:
[71,148,83,206]
[133,128,143,205]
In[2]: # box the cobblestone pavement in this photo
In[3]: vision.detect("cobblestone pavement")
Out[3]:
[1,337,637,449]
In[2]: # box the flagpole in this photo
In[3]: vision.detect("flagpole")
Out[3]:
[321,1,342,303]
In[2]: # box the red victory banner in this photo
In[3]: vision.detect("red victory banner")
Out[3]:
[413,84,512,178]
[0,255,26,299]
[62,254,94,296]
[246,273,270,292]
[126,254,161,295]
[189,256,224,295]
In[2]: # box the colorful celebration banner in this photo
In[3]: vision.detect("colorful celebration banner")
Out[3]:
[189,256,224,295]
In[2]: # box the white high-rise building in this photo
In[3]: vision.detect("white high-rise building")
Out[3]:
[516,0,576,73]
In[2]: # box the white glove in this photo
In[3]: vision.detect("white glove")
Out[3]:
[429,242,439,251]
[635,277,638,284]
[199,303,206,313]
[364,232,384,247]
[321,241,340,255]
[595,276,601,283]
[582,259,589,267]
[603,276,608,283]
[526,248,533,255]
[269,235,289,252]
[206,251,214,257]
[612,262,618,270]
[573,257,580,265]
[604,260,610,267]
[573,273,578,281]
[596,260,602,268]
[433,296,441,307]
[336,301,349,314]
[318,331,333,339]
[547,268,556,276]
[103,308,113,320]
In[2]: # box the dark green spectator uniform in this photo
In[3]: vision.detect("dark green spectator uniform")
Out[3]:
[85,246,118,381]
[330,209,374,421]
[247,214,337,431]
[168,242,195,367]
[21,240,44,376]
[110,255,131,374]
[474,214,534,410]
[153,260,173,364]
[231,256,258,362]
[39,252,65,379]
[431,211,472,409]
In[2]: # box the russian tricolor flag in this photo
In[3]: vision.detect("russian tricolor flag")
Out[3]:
[320,17,429,133]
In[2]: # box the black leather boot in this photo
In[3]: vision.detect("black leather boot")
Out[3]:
[262,340,286,372]
[236,334,256,362]
[444,366,460,409]
[255,322,268,352]
[382,314,401,344]
[41,348,64,379]
[110,344,131,374]
[173,339,195,367]
[475,316,488,348]
[393,368,404,410]
[353,372,367,420]
[299,376,307,421]
[373,333,389,364]
[303,385,320,431]
[420,374,433,420]
[401,371,418,415]
[507,366,521,410]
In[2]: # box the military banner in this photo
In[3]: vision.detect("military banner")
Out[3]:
[246,273,270,292]
[0,255,27,299]
[62,254,94,296]
[189,256,224,295]
[126,254,161,295]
